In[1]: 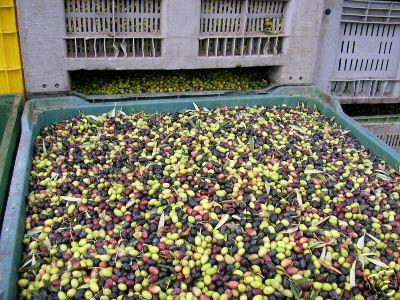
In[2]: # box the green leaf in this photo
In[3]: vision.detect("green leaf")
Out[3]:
[249,136,255,152]
[289,281,301,299]
[292,277,310,286]
[26,227,43,236]
[305,290,318,300]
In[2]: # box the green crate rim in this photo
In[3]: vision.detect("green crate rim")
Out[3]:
[354,114,400,123]
[0,86,399,300]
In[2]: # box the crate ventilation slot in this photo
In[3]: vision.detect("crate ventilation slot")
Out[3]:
[66,37,161,58]
[341,0,400,24]
[199,36,282,57]
[64,0,162,58]
[330,80,398,97]
[199,0,287,57]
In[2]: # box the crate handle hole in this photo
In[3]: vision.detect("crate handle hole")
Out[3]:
[299,76,303,80]
[325,9,331,15]
[289,76,293,80]
[42,84,47,89]
[55,83,60,88]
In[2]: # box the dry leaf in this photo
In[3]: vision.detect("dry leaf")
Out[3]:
[42,140,47,154]
[193,102,201,111]
[265,182,271,195]
[60,196,82,202]
[320,247,327,260]
[350,261,356,288]
[214,214,229,231]
[304,169,324,175]
[315,216,330,226]
[320,260,343,274]
[325,251,332,263]
[157,212,165,235]
[367,258,389,268]
[296,191,303,206]
[365,232,381,244]
[356,234,365,250]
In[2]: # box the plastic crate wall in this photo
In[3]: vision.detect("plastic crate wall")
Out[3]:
[315,0,400,104]
[356,116,400,151]
[16,0,324,94]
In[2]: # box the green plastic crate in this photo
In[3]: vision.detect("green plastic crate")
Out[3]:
[355,115,400,152]
[0,94,22,229]
[0,86,399,299]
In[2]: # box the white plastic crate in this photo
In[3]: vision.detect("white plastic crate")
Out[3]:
[315,0,400,103]
[17,0,323,94]
[198,0,286,57]
[356,115,400,151]
[64,0,162,58]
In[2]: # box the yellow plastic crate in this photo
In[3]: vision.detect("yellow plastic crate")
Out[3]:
[0,0,24,94]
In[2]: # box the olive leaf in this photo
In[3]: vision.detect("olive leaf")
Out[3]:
[296,191,303,206]
[325,251,332,263]
[42,140,47,154]
[265,182,271,195]
[232,215,241,220]
[308,241,327,249]
[284,227,299,234]
[50,172,59,181]
[356,234,365,250]
[126,199,136,209]
[304,169,323,175]
[26,227,43,236]
[315,216,330,226]
[193,102,201,112]
[289,281,301,300]
[367,258,389,268]
[78,284,89,289]
[350,260,357,288]
[86,115,101,125]
[305,290,318,300]
[214,214,229,231]
[320,247,326,260]
[374,171,392,181]
[60,196,83,202]
[157,212,165,235]
[292,277,310,286]
[366,232,381,244]
[249,136,255,152]
[290,125,306,134]
[43,237,52,250]
[152,142,158,157]
[320,260,343,274]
